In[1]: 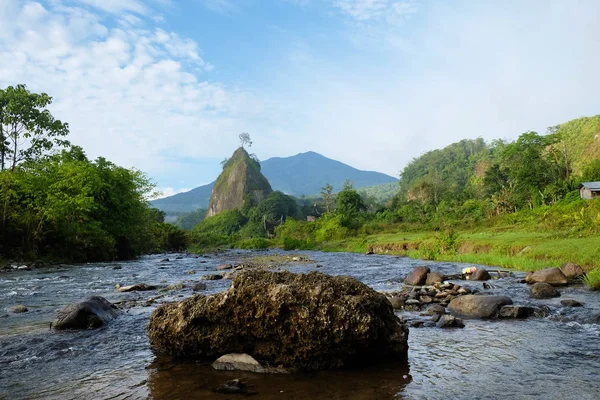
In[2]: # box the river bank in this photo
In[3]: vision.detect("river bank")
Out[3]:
[316,228,600,273]
[2,250,600,399]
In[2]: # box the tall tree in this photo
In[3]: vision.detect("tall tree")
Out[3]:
[239,132,252,148]
[320,183,334,213]
[0,85,69,170]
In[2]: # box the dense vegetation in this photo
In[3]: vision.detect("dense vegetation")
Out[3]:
[0,85,187,262]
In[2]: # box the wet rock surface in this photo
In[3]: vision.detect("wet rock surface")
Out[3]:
[148,270,408,370]
[447,295,513,319]
[405,266,430,286]
[212,353,289,374]
[54,296,121,330]
[526,268,568,286]
[530,282,560,299]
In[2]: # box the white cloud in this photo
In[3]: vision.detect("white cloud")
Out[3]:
[0,1,275,189]
[151,186,191,200]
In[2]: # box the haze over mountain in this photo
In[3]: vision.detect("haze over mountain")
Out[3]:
[151,151,397,213]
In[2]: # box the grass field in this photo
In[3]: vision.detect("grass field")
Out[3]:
[317,228,600,272]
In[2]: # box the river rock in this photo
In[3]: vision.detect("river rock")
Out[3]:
[471,269,491,281]
[530,282,560,299]
[560,263,585,280]
[117,283,157,292]
[10,304,28,313]
[405,266,430,286]
[214,379,253,395]
[202,274,223,280]
[424,304,446,316]
[425,272,445,285]
[193,282,207,291]
[526,268,568,286]
[498,305,534,319]
[389,296,405,310]
[216,264,233,271]
[148,270,409,370]
[212,353,289,374]
[54,296,121,330]
[560,299,583,307]
[448,295,513,319]
[436,315,465,328]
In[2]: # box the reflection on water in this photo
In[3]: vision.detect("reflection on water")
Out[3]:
[1,250,600,400]
[148,359,411,400]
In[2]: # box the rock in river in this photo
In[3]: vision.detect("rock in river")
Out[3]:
[147,270,408,370]
[526,268,568,286]
[530,282,560,299]
[9,304,28,313]
[560,263,585,280]
[212,353,288,374]
[117,283,157,292]
[448,295,513,319]
[471,269,491,281]
[54,296,121,330]
[405,266,430,286]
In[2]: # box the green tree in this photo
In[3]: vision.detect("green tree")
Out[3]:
[0,84,69,170]
[320,183,334,213]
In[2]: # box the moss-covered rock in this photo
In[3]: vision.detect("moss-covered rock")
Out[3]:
[207,147,272,217]
[147,270,408,370]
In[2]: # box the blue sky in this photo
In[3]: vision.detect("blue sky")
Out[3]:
[1,0,600,198]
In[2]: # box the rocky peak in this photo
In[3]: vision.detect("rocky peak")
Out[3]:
[207,147,272,217]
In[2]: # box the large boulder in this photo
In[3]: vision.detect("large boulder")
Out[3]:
[525,268,568,286]
[54,296,121,330]
[148,270,408,370]
[560,263,585,280]
[405,266,430,286]
[530,282,560,299]
[447,295,513,319]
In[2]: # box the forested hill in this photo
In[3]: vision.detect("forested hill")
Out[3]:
[396,115,600,211]
[152,151,398,213]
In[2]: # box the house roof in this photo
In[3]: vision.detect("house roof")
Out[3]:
[580,181,600,191]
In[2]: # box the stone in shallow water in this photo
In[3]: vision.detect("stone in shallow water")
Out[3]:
[498,305,534,319]
[54,296,121,330]
[148,270,408,370]
[447,295,513,319]
[9,305,28,313]
[214,379,254,395]
[530,282,560,299]
[212,353,289,374]
[405,266,430,286]
[526,268,568,286]
[560,299,584,307]
[117,283,157,292]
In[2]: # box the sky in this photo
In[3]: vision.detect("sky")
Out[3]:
[1,0,599,198]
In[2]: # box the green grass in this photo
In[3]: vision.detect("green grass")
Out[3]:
[316,228,600,273]
[583,268,600,290]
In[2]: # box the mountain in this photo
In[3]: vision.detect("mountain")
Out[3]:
[260,151,397,196]
[151,151,398,213]
[206,147,272,217]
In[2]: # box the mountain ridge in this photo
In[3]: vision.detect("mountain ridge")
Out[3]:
[151,151,398,213]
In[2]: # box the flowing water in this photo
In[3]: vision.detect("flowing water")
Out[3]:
[1,251,599,400]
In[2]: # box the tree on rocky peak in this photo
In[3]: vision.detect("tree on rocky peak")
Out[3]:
[239,132,252,148]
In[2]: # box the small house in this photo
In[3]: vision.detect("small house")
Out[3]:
[579,182,600,199]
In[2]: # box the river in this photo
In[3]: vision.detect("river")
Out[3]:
[1,250,599,399]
